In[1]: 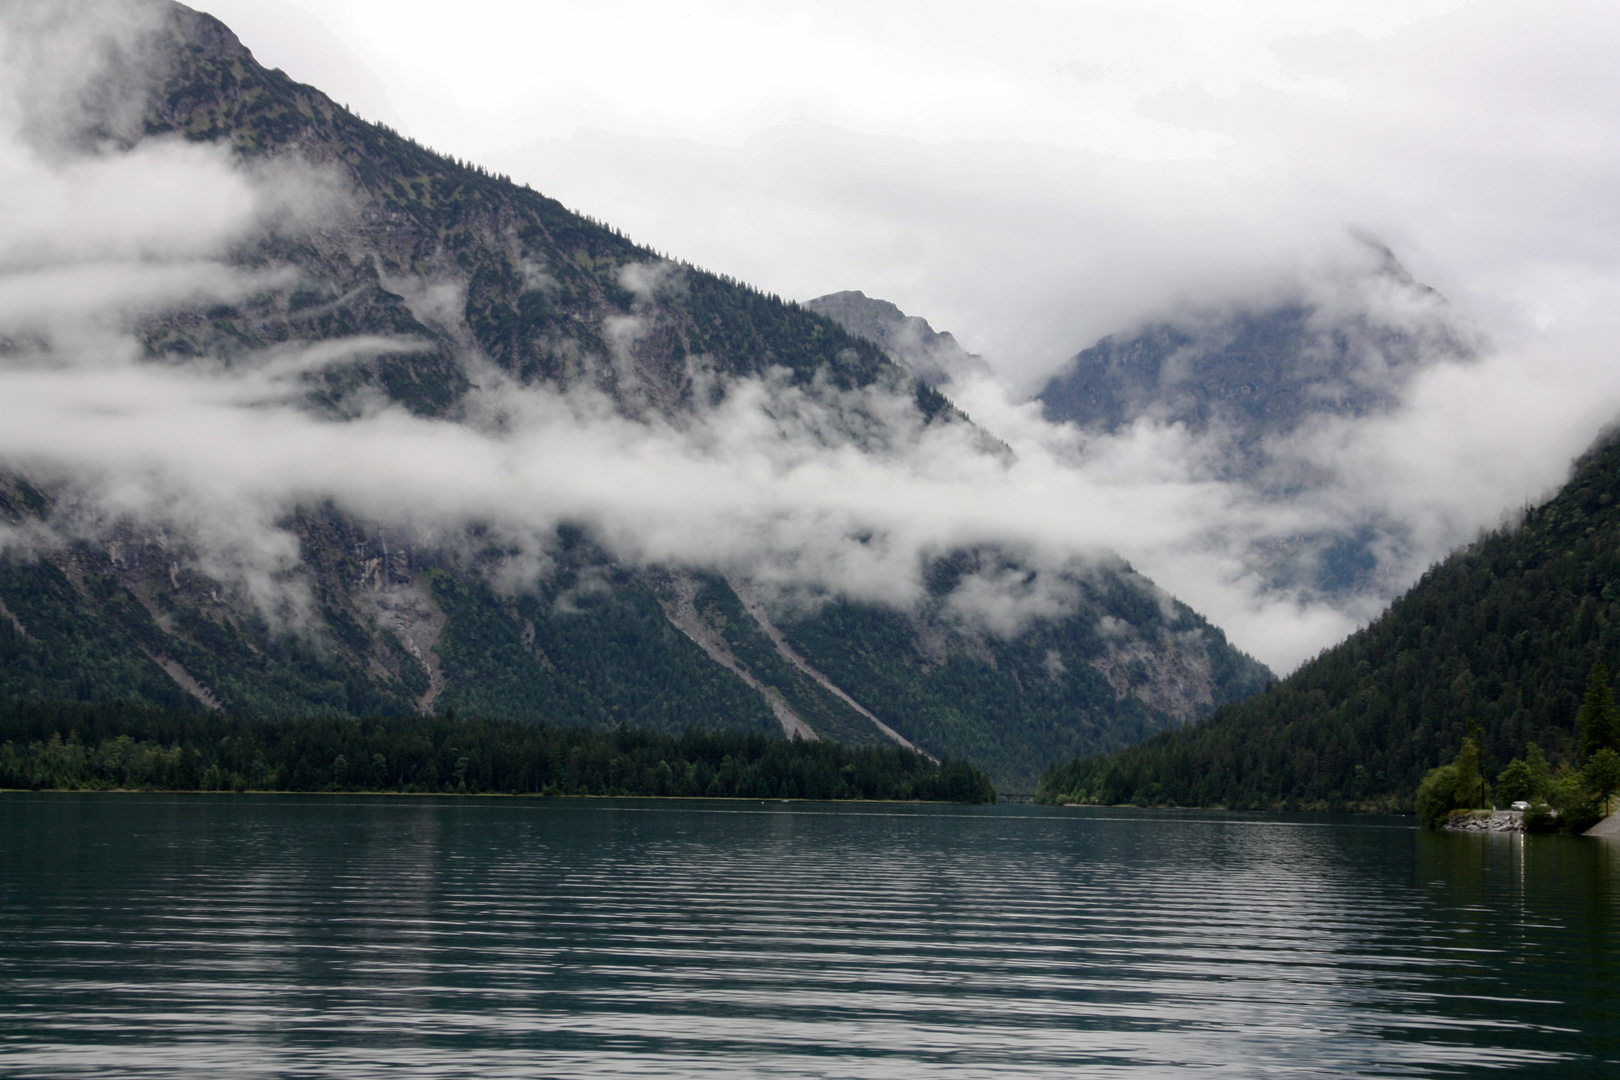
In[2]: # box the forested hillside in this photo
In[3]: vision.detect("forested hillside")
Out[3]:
[1038,425,1620,811]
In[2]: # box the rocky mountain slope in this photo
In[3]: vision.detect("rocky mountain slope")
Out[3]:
[804,291,992,388]
[0,2,1270,790]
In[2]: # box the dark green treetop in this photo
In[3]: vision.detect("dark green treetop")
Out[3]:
[1495,742,1552,804]
[1585,748,1620,816]
[1577,660,1620,759]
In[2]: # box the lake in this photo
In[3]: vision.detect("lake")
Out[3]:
[1,794,1616,1078]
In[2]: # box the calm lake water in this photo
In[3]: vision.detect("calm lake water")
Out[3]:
[1,794,1617,1078]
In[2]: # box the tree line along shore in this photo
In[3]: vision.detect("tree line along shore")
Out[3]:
[1035,658,1620,833]
[0,700,997,804]
[1413,660,1620,832]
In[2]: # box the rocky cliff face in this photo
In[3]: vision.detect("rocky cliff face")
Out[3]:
[0,2,1270,790]
[805,291,993,389]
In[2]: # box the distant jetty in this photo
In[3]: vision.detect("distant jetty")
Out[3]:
[1442,808,1620,835]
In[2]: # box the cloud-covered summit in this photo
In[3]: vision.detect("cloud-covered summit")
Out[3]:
[1038,238,1477,446]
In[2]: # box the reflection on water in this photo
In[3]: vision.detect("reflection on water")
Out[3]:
[2,795,1617,1077]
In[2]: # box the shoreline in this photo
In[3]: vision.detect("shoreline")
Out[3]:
[1440,807,1620,836]
[0,787,971,806]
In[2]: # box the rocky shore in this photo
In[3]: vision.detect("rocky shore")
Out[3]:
[1443,810,1525,833]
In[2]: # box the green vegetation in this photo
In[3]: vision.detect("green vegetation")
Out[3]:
[1494,742,1551,805]
[1583,748,1620,817]
[686,575,889,746]
[1577,660,1620,758]
[1414,729,1488,828]
[0,699,995,803]
[427,566,780,737]
[1469,661,1620,833]
[780,568,1270,792]
[1037,427,1620,812]
[0,553,419,718]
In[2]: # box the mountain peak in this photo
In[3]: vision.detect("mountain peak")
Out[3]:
[804,291,992,388]
[1036,246,1475,444]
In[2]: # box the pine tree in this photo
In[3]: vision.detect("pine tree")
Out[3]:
[1585,748,1620,816]
[1453,736,1486,809]
[1496,756,1537,804]
[1526,742,1552,800]
[1577,660,1620,760]
[1497,742,1555,806]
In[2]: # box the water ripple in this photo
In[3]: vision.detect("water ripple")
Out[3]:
[2,795,1616,1078]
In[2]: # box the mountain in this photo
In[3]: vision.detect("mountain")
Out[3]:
[1037,425,1620,810]
[804,291,993,388]
[1036,242,1474,448]
[0,2,1270,791]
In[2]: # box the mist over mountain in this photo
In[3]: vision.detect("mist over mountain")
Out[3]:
[1030,241,1480,601]
[799,246,1487,629]
[0,0,1273,789]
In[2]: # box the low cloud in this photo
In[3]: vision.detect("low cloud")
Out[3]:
[2,194,1599,671]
